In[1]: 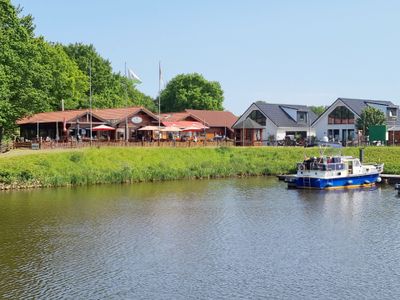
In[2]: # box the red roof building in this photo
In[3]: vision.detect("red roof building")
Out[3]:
[17,107,159,142]
[161,109,238,139]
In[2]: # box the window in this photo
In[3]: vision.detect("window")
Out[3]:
[328,106,355,124]
[297,111,307,123]
[249,110,266,126]
[388,107,397,118]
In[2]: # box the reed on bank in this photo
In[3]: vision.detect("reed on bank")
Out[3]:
[0,146,399,189]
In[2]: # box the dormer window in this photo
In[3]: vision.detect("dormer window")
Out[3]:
[297,111,307,123]
[387,107,398,118]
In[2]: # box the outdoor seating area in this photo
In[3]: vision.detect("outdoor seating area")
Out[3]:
[13,106,238,150]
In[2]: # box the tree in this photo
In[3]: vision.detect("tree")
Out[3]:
[160,73,224,112]
[63,43,156,111]
[0,1,50,143]
[356,107,386,135]
[310,106,326,117]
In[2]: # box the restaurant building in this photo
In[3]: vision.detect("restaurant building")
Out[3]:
[17,107,159,142]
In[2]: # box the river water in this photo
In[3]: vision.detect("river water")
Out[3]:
[1,177,400,299]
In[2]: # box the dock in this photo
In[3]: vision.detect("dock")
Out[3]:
[277,174,400,184]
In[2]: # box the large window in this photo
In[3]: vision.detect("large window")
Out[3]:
[328,106,354,124]
[249,110,266,126]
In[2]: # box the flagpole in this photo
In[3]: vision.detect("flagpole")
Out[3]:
[89,59,93,144]
[125,62,128,142]
[158,61,161,142]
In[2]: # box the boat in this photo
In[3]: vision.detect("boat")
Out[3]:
[290,154,384,190]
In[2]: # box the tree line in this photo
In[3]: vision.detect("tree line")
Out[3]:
[0,0,225,143]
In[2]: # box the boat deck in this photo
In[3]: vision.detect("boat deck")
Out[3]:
[278,174,400,184]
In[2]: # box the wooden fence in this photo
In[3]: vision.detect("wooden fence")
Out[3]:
[14,140,235,150]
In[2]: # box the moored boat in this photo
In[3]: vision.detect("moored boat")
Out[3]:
[293,155,383,190]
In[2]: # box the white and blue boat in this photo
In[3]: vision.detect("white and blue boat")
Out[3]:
[292,155,384,190]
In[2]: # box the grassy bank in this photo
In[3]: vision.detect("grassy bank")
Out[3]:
[0,146,399,189]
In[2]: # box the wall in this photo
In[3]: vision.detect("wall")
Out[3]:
[313,100,358,141]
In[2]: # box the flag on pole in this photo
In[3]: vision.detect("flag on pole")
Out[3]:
[159,62,164,89]
[128,69,142,84]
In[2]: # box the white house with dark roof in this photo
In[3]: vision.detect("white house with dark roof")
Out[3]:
[232,101,317,145]
[312,98,399,143]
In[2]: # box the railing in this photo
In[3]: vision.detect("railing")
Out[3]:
[14,140,235,150]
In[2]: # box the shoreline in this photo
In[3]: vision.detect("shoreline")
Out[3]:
[1,146,399,191]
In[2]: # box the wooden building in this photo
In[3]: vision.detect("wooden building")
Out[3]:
[161,109,238,140]
[17,107,159,142]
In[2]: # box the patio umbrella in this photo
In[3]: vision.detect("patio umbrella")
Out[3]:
[182,126,208,132]
[92,124,116,131]
[161,126,182,132]
[138,126,162,131]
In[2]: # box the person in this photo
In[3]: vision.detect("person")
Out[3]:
[194,135,197,142]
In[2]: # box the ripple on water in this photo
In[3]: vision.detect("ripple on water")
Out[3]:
[1,178,400,299]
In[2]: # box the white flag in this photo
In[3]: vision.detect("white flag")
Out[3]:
[159,61,164,89]
[128,69,142,84]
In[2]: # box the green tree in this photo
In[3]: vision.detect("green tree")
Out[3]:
[63,43,155,110]
[310,105,326,117]
[0,1,50,142]
[160,73,224,112]
[356,107,386,134]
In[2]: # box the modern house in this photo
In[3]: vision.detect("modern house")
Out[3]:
[232,101,317,146]
[161,109,238,139]
[312,98,399,144]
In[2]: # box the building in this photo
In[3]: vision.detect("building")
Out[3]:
[161,109,238,139]
[17,107,159,141]
[312,98,399,144]
[232,101,317,146]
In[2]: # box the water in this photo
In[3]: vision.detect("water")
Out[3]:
[1,177,400,299]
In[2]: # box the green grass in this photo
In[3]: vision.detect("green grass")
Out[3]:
[0,146,399,189]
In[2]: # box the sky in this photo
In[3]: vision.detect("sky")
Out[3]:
[11,0,400,115]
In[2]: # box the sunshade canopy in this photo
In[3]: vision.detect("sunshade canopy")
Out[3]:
[138,126,162,131]
[92,124,116,131]
[161,126,182,132]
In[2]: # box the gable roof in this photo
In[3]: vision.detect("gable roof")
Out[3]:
[232,118,264,129]
[17,106,158,125]
[339,98,397,115]
[17,109,91,124]
[311,98,398,125]
[160,112,191,122]
[253,101,317,127]
[185,109,238,128]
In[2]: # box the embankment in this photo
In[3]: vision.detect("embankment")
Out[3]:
[0,146,398,190]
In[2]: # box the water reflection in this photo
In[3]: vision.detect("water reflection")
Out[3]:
[1,178,400,299]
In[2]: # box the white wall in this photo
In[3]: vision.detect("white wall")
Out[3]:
[313,99,358,141]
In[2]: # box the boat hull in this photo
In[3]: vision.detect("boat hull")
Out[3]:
[296,173,380,190]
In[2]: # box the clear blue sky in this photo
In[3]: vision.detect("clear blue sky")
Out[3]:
[11,0,400,115]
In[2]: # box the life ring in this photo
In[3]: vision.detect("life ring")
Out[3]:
[299,164,305,171]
